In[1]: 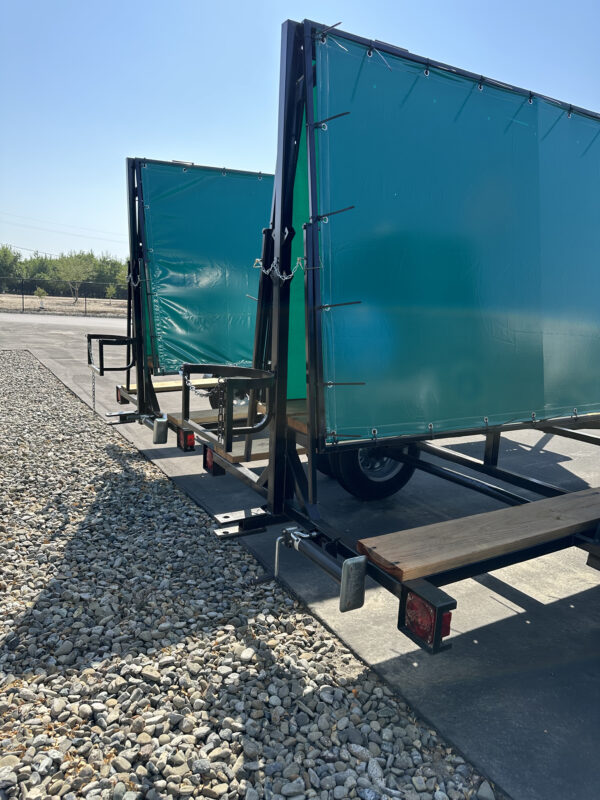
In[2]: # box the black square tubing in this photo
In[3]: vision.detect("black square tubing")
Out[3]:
[179,363,274,452]
[86,334,135,376]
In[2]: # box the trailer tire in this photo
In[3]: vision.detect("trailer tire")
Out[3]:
[315,454,334,477]
[331,445,418,500]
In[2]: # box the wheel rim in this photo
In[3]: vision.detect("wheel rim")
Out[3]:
[357,448,403,482]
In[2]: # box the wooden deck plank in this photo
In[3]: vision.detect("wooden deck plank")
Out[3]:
[357,488,600,582]
[126,378,218,394]
[167,408,248,427]
[257,398,308,435]
[214,440,306,464]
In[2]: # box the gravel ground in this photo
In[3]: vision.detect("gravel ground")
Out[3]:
[0,350,497,800]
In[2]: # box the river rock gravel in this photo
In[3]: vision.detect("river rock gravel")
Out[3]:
[0,350,496,800]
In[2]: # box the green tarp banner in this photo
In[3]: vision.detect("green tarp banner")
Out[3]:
[138,161,273,374]
[313,35,600,441]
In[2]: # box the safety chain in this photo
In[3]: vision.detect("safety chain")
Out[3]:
[127,273,141,288]
[182,372,208,399]
[253,257,305,282]
[91,370,96,414]
[216,378,226,443]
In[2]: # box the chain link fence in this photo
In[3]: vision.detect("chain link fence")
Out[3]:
[0,276,128,317]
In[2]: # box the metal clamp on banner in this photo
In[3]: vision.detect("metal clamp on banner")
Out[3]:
[274,527,367,612]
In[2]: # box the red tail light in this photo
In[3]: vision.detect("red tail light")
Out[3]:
[205,447,215,470]
[405,592,452,645]
[177,429,195,451]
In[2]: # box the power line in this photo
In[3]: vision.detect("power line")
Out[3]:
[0,210,127,239]
[0,219,126,244]
[1,242,60,257]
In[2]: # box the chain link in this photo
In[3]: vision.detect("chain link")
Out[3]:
[216,378,225,444]
[182,372,208,399]
[253,256,304,282]
[91,370,96,414]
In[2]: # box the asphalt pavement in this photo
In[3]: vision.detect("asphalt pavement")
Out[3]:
[1,311,599,800]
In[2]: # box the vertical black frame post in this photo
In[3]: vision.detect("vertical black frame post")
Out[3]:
[127,158,147,414]
[302,21,328,502]
[245,206,276,461]
[267,21,306,514]
[126,158,159,417]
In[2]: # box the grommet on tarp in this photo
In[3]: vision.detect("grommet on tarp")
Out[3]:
[528,92,534,105]
[531,412,537,422]
[478,76,484,91]
[258,171,263,181]
[371,428,378,440]
[317,300,362,311]
[484,416,489,426]
[572,407,578,418]
[428,423,434,434]
[424,60,430,77]
[367,46,373,58]
[316,205,355,222]
[568,105,573,119]
[312,111,351,129]
[222,168,227,176]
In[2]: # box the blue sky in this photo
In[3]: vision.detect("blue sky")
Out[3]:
[1,0,599,260]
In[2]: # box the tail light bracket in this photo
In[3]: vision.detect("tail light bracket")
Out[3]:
[398,578,457,654]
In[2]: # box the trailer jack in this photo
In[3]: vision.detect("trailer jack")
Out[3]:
[274,527,367,613]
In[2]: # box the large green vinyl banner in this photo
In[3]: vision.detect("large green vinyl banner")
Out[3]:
[314,36,600,441]
[138,161,273,374]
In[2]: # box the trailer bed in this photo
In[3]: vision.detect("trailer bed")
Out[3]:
[357,488,600,581]
[127,377,218,393]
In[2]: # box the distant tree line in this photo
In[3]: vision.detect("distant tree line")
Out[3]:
[0,246,128,302]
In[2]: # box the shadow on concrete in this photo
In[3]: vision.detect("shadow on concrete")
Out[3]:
[443,433,590,492]
[372,583,600,800]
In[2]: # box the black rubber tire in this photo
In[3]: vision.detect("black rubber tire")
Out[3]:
[315,453,334,477]
[330,444,418,500]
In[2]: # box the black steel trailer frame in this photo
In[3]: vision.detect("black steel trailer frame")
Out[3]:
[87,157,274,449]
[88,20,600,652]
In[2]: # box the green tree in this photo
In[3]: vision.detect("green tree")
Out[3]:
[0,246,22,291]
[105,284,116,304]
[34,286,47,308]
[56,251,94,303]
